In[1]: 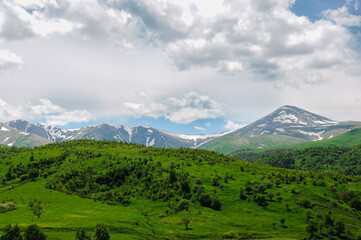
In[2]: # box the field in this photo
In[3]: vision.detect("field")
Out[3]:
[1,140,361,239]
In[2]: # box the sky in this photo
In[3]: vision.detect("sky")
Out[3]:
[0,0,361,134]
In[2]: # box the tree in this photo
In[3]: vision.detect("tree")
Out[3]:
[239,187,247,200]
[169,169,177,184]
[267,192,274,201]
[182,217,191,230]
[335,220,345,236]
[254,195,268,208]
[24,224,47,240]
[211,198,221,210]
[33,201,43,218]
[306,220,318,238]
[76,228,91,240]
[94,224,110,240]
[325,213,334,227]
[280,218,286,227]
[0,224,23,240]
[176,199,189,212]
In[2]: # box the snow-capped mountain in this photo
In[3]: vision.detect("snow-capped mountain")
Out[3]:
[7,120,228,148]
[230,105,343,140]
[201,105,361,154]
[0,122,51,147]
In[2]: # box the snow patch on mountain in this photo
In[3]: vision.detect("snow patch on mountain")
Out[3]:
[297,130,325,140]
[273,111,299,124]
[0,126,10,131]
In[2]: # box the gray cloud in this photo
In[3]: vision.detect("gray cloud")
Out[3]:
[121,92,223,124]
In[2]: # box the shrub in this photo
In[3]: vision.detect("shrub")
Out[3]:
[94,224,110,240]
[298,198,311,208]
[24,224,47,240]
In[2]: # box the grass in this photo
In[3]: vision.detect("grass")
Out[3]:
[0,140,361,239]
[202,134,307,154]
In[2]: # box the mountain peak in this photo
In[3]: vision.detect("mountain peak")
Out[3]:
[231,105,338,137]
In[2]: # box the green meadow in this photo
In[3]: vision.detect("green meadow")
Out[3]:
[1,140,361,239]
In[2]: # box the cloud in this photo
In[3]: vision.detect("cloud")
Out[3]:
[0,0,73,40]
[0,49,24,72]
[28,99,94,126]
[165,0,357,81]
[121,92,223,124]
[323,6,361,26]
[224,120,246,131]
[0,99,21,122]
[194,126,205,131]
[0,98,94,126]
[43,109,94,126]
[1,0,358,84]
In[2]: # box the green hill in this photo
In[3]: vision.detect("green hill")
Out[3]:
[202,134,307,154]
[1,140,361,239]
[231,128,361,162]
[284,128,361,149]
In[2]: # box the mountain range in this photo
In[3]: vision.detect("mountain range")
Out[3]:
[5,119,228,148]
[2,105,361,150]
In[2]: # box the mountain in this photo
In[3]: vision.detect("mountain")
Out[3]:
[7,120,228,148]
[6,105,361,150]
[230,128,361,162]
[0,122,52,147]
[202,105,361,154]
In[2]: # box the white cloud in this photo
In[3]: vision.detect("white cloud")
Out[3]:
[164,0,358,82]
[29,98,64,115]
[121,92,223,124]
[1,0,358,84]
[0,49,24,72]
[224,120,246,131]
[43,109,93,126]
[0,98,94,126]
[323,6,361,26]
[0,99,21,122]
[194,126,205,131]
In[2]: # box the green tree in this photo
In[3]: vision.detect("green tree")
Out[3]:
[76,228,91,240]
[24,224,47,240]
[33,201,42,218]
[169,169,177,184]
[306,220,318,238]
[239,187,247,200]
[94,224,110,240]
[211,198,221,210]
[325,213,334,227]
[182,217,191,230]
[335,220,345,236]
[0,224,23,240]
[267,192,274,201]
[280,218,286,227]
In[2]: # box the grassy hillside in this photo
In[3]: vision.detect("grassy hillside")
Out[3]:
[285,128,361,149]
[1,140,361,239]
[231,128,361,162]
[201,134,307,154]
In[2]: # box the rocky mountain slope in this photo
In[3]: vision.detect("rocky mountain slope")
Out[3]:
[0,122,52,147]
[201,105,361,153]
[7,120,228,148]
